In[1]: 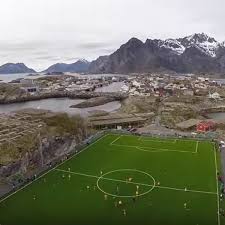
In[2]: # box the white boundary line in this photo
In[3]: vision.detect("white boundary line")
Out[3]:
[140,138,177,144]
[55,168,217,196]
[110,135,121,145]
[111,143,196,154]
[154,184,217,195]
[214,144,220,225]
[195,141,199,153]
[0,134,109,204]
[109,133,205,143]
[136,147,195,154]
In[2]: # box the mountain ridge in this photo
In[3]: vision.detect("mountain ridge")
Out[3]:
[89,33,225,74]
[43,59,90,73]
[1,33,225,75]
[0,63,36,74]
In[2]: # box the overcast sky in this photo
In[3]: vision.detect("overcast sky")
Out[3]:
[0,0,225,71]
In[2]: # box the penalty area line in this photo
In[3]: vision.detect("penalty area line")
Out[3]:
[136,147,195,154]
[110,143,196,154]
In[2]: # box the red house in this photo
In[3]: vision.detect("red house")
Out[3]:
[196,121,215,132]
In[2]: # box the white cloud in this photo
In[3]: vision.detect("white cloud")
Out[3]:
[0,0,224,71]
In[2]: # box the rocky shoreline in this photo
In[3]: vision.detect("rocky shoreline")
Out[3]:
[0,90,128,104]
[70,96,116,108]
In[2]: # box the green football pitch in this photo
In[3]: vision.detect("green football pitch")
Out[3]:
[0,133,223,225]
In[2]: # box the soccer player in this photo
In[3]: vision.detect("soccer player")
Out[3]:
[68,168,71,172]
[62,174,65,179]
[184,203,187,209]
[118,200,123,206]
[123,209,127,216]
[104,194,108,200]
[136,191,139,196]
[68,174,71,180]
[87,185,90,190]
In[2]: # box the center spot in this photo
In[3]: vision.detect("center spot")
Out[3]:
[96,169,155,198]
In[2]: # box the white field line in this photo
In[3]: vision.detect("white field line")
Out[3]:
[110,135,121,145]
[55,169,154,187]
[111,143,196,154]
[110,133,205,143]
[154,184,216,195]
[214,144,220,225]
[195,141,199,153]
[140,139,176,144]
[0,134,109,204]
[136,147,195,154]
[55,169,217,195]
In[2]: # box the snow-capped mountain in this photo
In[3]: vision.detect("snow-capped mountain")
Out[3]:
[89,33,225,74]
[159,39,186,55]
[159,33,219,57]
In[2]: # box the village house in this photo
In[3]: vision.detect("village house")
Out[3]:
[196,121,215,132]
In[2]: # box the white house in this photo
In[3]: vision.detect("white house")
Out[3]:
[209,92,221,100]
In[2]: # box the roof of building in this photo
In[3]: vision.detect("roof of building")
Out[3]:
[197,121,215,126]
[89,113,136,122]
[91,117,147,126]
[176,119,201,129]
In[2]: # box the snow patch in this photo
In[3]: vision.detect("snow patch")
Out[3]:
[159,39,185,55]
[159,33,221,57]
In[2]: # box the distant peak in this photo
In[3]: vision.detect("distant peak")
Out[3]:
[76,59,89,63]
[127,37,143,44]
[185,33,217,43]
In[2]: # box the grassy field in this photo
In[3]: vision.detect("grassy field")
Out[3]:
[0,133,223,225]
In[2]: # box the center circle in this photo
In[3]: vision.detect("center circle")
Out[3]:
[96,169,156,198]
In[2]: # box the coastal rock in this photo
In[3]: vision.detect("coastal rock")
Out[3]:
[70,96,116,108]
[0,136,76,179]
